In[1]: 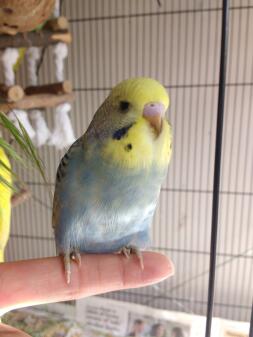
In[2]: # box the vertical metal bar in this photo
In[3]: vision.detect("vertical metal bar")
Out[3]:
[205,1,230,337]
[250,301,253,337]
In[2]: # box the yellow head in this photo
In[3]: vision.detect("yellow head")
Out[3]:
[88,77,170,138]
[111,77,169,113]
[87,77,172,170]
[110,77,169,135]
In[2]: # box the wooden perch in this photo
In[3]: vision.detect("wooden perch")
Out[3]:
[0,93,75,113]
[25,81,72,96]
[0,84,24,102]
[0,30,72,49]
[44,16,69,31]
[11,187,31,208]
[0,25,18,36]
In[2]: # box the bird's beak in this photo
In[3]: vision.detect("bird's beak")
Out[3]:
[143,102,166,136]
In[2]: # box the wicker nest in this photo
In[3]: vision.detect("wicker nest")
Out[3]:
[0,0,55,35]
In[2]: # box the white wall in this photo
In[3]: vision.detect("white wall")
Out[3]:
[5,0,253,322]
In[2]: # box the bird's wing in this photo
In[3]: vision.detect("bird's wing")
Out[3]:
[52,137,84,230]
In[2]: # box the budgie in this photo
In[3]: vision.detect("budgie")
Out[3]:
[52,78,172,283]
[0,147,12,262]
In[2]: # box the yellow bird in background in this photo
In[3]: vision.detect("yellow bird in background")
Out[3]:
[0,147,12,262]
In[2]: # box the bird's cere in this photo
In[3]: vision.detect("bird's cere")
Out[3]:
[143,102,166,135]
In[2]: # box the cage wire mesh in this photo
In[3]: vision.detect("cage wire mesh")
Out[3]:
[4,0,253,329]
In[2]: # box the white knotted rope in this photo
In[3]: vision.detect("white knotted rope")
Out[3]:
[8,109,36,139]
[54,42,68,82]
[48,103,76,149]
[54,0,60,17]
[1,48,35,139]
[26,47,40,86]
[1,48,19,86]
[26,47,51,147]
[48,42,75,150]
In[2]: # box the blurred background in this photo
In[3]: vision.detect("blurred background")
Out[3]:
[3,0,253,325]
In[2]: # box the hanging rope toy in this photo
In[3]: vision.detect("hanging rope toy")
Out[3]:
[26,47,51,147]
[48,42,75,149]
[1,48,36,140]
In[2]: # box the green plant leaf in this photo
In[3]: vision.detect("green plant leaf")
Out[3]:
[0,173,18,193]
[0,112,32,159]
[0,158,26,194]
[0,158,19,180]
[17,118,47,183]
[0,137,27,167]
[0,112,49,194]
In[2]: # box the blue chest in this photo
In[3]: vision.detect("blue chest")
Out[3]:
[55,147,167,253]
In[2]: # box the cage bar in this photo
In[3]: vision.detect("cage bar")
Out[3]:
[250,301,253,337]
[205,0,230,336]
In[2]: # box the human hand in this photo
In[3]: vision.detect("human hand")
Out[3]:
[0,252,174,337]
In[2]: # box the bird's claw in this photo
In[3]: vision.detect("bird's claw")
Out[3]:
[63,250,82,284]
[118,246,144,270]
[70,250,82,267]
[64,254,71,284]
[120,246,131,259]
[131,246,144,270]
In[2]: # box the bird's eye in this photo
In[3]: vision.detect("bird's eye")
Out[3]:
[119,101,130,112]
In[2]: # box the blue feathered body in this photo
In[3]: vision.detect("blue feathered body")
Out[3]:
[53,138,167,254]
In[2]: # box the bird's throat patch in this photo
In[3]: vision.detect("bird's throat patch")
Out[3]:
[102,118,172,170]
[102,119,154,169]
[112,123,134,140]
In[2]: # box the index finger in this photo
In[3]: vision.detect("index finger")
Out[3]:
[0,252,174,314]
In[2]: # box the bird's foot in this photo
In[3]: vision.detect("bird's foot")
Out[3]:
[119,246,132,259]
[63,253,71,284]
[118,246,144,270]
[70,250,82,267]
[62,250,82,284]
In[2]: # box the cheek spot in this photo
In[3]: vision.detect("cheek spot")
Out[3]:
[124,143,133,152]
